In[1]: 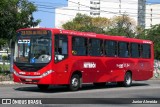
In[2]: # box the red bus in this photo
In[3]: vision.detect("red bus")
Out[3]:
[13,28,154,91]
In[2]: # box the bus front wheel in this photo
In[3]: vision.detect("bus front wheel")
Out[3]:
[37,84,49,90]
[69,74,80,91]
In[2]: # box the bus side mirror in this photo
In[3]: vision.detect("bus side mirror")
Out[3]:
[9,39,15,73]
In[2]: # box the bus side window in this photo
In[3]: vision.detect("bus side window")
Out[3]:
[55,35,68,62]
[141,44,151,58]
[105,40,117,57]
[72,37,88,56]
[118,42,129,58]
[131,43,140,58]
[89,39,103,56]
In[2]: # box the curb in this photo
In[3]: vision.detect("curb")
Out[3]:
[0,81,18,85]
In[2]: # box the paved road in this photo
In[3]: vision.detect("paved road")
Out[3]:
[0,80,160,107]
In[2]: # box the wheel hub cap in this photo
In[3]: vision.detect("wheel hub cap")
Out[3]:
[72,78,78,87]
[126,75,131,85]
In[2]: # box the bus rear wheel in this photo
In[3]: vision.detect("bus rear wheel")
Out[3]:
[118,72,132,87]
[69,74,80,91]
[37,84,49,90]
[124,72,132,87]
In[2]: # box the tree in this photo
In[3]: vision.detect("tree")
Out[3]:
[91,17,110,30]
[62,13,110,34]
[62,13,136,37]
[145,24,160,59]
[0,0,40,47]
[62,13,92,31]
[106,14,136,37]
[134,25,149,40]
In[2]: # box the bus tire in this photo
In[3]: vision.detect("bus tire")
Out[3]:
[37,84,49,90]
[93,82,106,87]
[69,74,80,91]
[123,72,132,87]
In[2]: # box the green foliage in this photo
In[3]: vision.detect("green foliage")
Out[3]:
[135,26,146,39]
[0,0,41,46]
[62,13,109,34]
[2,55,8,61]
[105,15,136,37]
[0,38,7,48]
[0,64,12,81]
[146,24,160,59]
[0,64,10,72]
[62,13,136,37]
[106,27,135,37]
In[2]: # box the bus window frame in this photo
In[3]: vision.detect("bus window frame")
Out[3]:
[104,40,118,57]
[118,41,130,58]
[130,42,141,58]
[141,43,151,59]
[89,38,104,57]
[72,36,88,56]
[54,34,69,63]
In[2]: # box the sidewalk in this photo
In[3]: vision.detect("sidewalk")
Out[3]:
[0,81,16,85]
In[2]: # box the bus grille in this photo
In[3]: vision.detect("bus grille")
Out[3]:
[18,66,41,72]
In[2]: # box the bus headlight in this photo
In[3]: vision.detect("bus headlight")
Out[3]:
[13,69,19,76]
[13,69,53,78]
[42,70,53,77]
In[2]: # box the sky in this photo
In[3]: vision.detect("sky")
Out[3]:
[29,0,160,28]
[29,0,67,28]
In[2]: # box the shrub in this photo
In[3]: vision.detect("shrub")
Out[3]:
[2,55,8,61]
[0,64,10,72]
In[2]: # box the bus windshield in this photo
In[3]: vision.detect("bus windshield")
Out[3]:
[14,30,52,64]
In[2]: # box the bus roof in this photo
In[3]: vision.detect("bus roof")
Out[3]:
[17,28,153,44]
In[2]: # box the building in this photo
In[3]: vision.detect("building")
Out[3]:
[55,0,140,28]
[145,4,160,29]
[138,0,146,28]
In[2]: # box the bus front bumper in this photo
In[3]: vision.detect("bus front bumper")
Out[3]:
[13,70,54,84]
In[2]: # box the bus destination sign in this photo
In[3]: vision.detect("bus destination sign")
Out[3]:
[21,30,48,35]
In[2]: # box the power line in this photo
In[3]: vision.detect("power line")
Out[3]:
[31,0,160,20]
[37,5,125,16]
[38,8,153,18]
[66,0,143,16]
[38,9,74,17]
[101,0,159,5]
[31,0,160,11]
[29,0,67,6]
[67,0,123,15]
[33,3,67,8]
[34,1,160,17]
[37,6,160,19]
[100,0,145,5]
[34,4,159,16]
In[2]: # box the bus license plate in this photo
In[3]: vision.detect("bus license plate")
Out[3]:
[25,79,32,82]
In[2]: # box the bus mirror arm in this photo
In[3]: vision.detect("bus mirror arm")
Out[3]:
[10,39,15,49]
